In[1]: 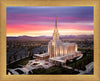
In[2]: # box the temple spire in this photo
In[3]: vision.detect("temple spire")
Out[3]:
[53,16,59,40]
[55,16,57,28]
[54,16,58,33]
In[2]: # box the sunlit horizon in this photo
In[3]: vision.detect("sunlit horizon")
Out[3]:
[7,29,93,37]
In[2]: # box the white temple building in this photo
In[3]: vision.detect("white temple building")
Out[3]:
[34,16,82,65]
[48,16,82,65]
[48,16,78,58]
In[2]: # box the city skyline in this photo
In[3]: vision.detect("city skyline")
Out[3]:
[7,7,94,37]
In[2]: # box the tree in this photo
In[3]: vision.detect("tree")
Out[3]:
[66,60,70,65]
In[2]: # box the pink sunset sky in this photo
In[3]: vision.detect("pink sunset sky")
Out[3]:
[7,7,94,37]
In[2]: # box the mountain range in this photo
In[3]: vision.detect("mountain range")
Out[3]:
[7,35,93,41]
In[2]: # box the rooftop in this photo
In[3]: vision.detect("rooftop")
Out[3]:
[34,53,49,57]
[49,51,82,63]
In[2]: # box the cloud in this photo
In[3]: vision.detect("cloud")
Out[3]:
[7,7,94,36]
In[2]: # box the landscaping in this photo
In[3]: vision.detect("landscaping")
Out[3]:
[67,48,93,71]
[7,57,31,69]
[30,66,79,74]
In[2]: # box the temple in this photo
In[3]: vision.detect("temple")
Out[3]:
[48,16,82,65]
[34,16,82,66]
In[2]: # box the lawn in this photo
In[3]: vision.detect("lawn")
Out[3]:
[31,66,79,74]
[7,57,30,69]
